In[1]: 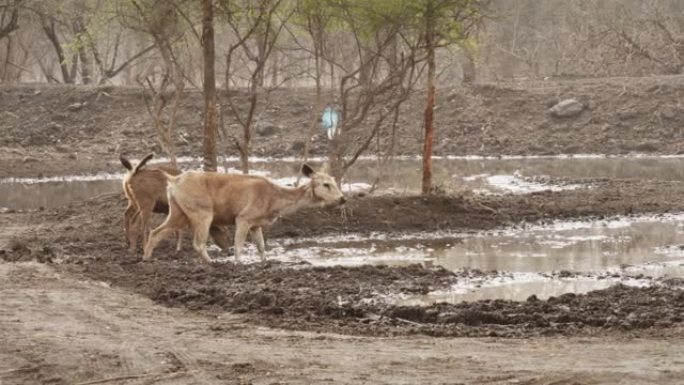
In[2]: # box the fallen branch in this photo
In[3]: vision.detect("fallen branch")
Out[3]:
[391,317,423,326]
[75,371,181,385]
[0,366,41,376]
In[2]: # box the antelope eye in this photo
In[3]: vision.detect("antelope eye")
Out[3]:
[323,183,331,189]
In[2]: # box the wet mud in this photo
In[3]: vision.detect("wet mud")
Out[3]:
[5,79,684,384]
[3,178,684,338]
[64,256,684,338]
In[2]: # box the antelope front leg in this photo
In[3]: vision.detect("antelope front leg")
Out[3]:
[250,227,266,261]
[191,218,213,264]
[174,230,183,251]
[143,222,175,260]
[233,219,250,262]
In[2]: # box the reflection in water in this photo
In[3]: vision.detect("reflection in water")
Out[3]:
[276,215,684,302]
[0,180,120,210]
[204,156,684,194]
[434,220,684,274]
[7,156,684,209]
[3,157,684,302]
[348,156,684,194]
[281,216,684,278]
[393,276,649,304]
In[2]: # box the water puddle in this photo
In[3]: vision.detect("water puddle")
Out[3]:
[264,213,684,303]
[4,156,684,303]
[392,274,652,304]
[0,180,121,210]
[6,155,684,209]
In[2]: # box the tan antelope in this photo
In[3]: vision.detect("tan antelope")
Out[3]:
[143,164,346,263]
[120,154,229,254]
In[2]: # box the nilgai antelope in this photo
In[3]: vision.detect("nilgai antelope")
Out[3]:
[120,154,229,254]
[143,164,346,263]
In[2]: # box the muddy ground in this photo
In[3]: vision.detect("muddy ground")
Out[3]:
[3,78,684,383]
[4,263,682,385]
[2,178,684,339]
[2,179,684,383]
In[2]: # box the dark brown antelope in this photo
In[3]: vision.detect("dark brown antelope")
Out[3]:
[120,154,229,254]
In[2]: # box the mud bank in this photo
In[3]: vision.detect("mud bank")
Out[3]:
[60,257,684,338]
[2,178,684,338]
[4,263,682,385]
[7,178,684,261]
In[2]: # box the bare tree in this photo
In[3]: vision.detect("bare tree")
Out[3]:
[81,15,158,84]
[219,0,290,174]
[126,0,188,167]
[286,0,331,165]
[36,10,78,83]
[322,2,425,185]
[602,1,684,75]
[0,0,22,82]
[202,0,218,171]
[0,0,20,41]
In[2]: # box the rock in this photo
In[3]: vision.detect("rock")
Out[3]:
[634,141,660,152]
[55,144,70,153]
[255,122,282,137]
[617,109,639,120]
[52,112,68,121]
[549,99,585,118]
[47,121,63,131]
[67,102,87,111]
[290,140,305,152]
[660,106,677,120]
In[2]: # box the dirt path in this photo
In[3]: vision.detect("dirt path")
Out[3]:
[1,262,682,385]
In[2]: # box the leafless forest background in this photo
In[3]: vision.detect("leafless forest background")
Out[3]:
[3,0,684,191]
[3,0,684,87]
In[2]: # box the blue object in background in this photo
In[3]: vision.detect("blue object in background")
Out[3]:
[321,106,339,139]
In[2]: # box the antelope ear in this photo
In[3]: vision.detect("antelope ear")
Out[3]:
[301,164,315,177]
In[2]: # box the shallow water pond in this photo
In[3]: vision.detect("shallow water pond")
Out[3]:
[0,179,120,210]
[5,155,684,209]
[3,156,684,303]
[271,214,684,302]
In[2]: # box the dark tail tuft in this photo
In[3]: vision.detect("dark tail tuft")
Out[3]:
[120,154,133,170]
[132,153,155,175]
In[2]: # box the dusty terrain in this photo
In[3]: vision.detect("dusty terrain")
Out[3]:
[3,263,682,385]
[3,78,684,383]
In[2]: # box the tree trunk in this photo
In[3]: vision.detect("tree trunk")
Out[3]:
[202,0,218,171]
[1,36,13,82]
[422,2,436,194]
[78,46,91,84]
[41,19,75,84]
[241,83,258,174]
[72,15,91,84]
[461,49,476,84]
[256,29,267,88]
[301,27,323,165]
[0,1,19,41]
[270,50,278,87]
[328,136,343,185]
